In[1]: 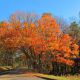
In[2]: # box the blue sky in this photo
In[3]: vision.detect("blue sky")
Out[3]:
[0,0,80,21]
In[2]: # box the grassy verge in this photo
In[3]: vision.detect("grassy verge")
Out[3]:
[29,73,80,80]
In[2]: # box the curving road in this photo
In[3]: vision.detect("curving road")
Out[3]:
[0,75,46,80]
[0,69,47,80]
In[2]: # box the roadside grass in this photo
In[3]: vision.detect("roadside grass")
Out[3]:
[32,73,68,80]
[28,73,80,80]
[0,66,13,71]
[66,75,80,80]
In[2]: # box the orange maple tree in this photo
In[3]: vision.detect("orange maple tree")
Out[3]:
[0,13,79,68]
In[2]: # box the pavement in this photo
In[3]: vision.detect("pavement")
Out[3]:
[0,69,48,80]
[0,74,46,80]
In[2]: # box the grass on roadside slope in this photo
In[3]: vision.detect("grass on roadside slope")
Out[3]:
[30,73,80,80]
[29,73,68,80]
[0,66,13,71]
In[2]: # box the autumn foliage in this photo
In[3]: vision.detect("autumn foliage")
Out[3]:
[0,13,79,72]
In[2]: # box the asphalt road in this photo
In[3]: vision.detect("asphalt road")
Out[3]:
[0,69,48,80]
[0,70,47,80]
[0,75,46,80]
